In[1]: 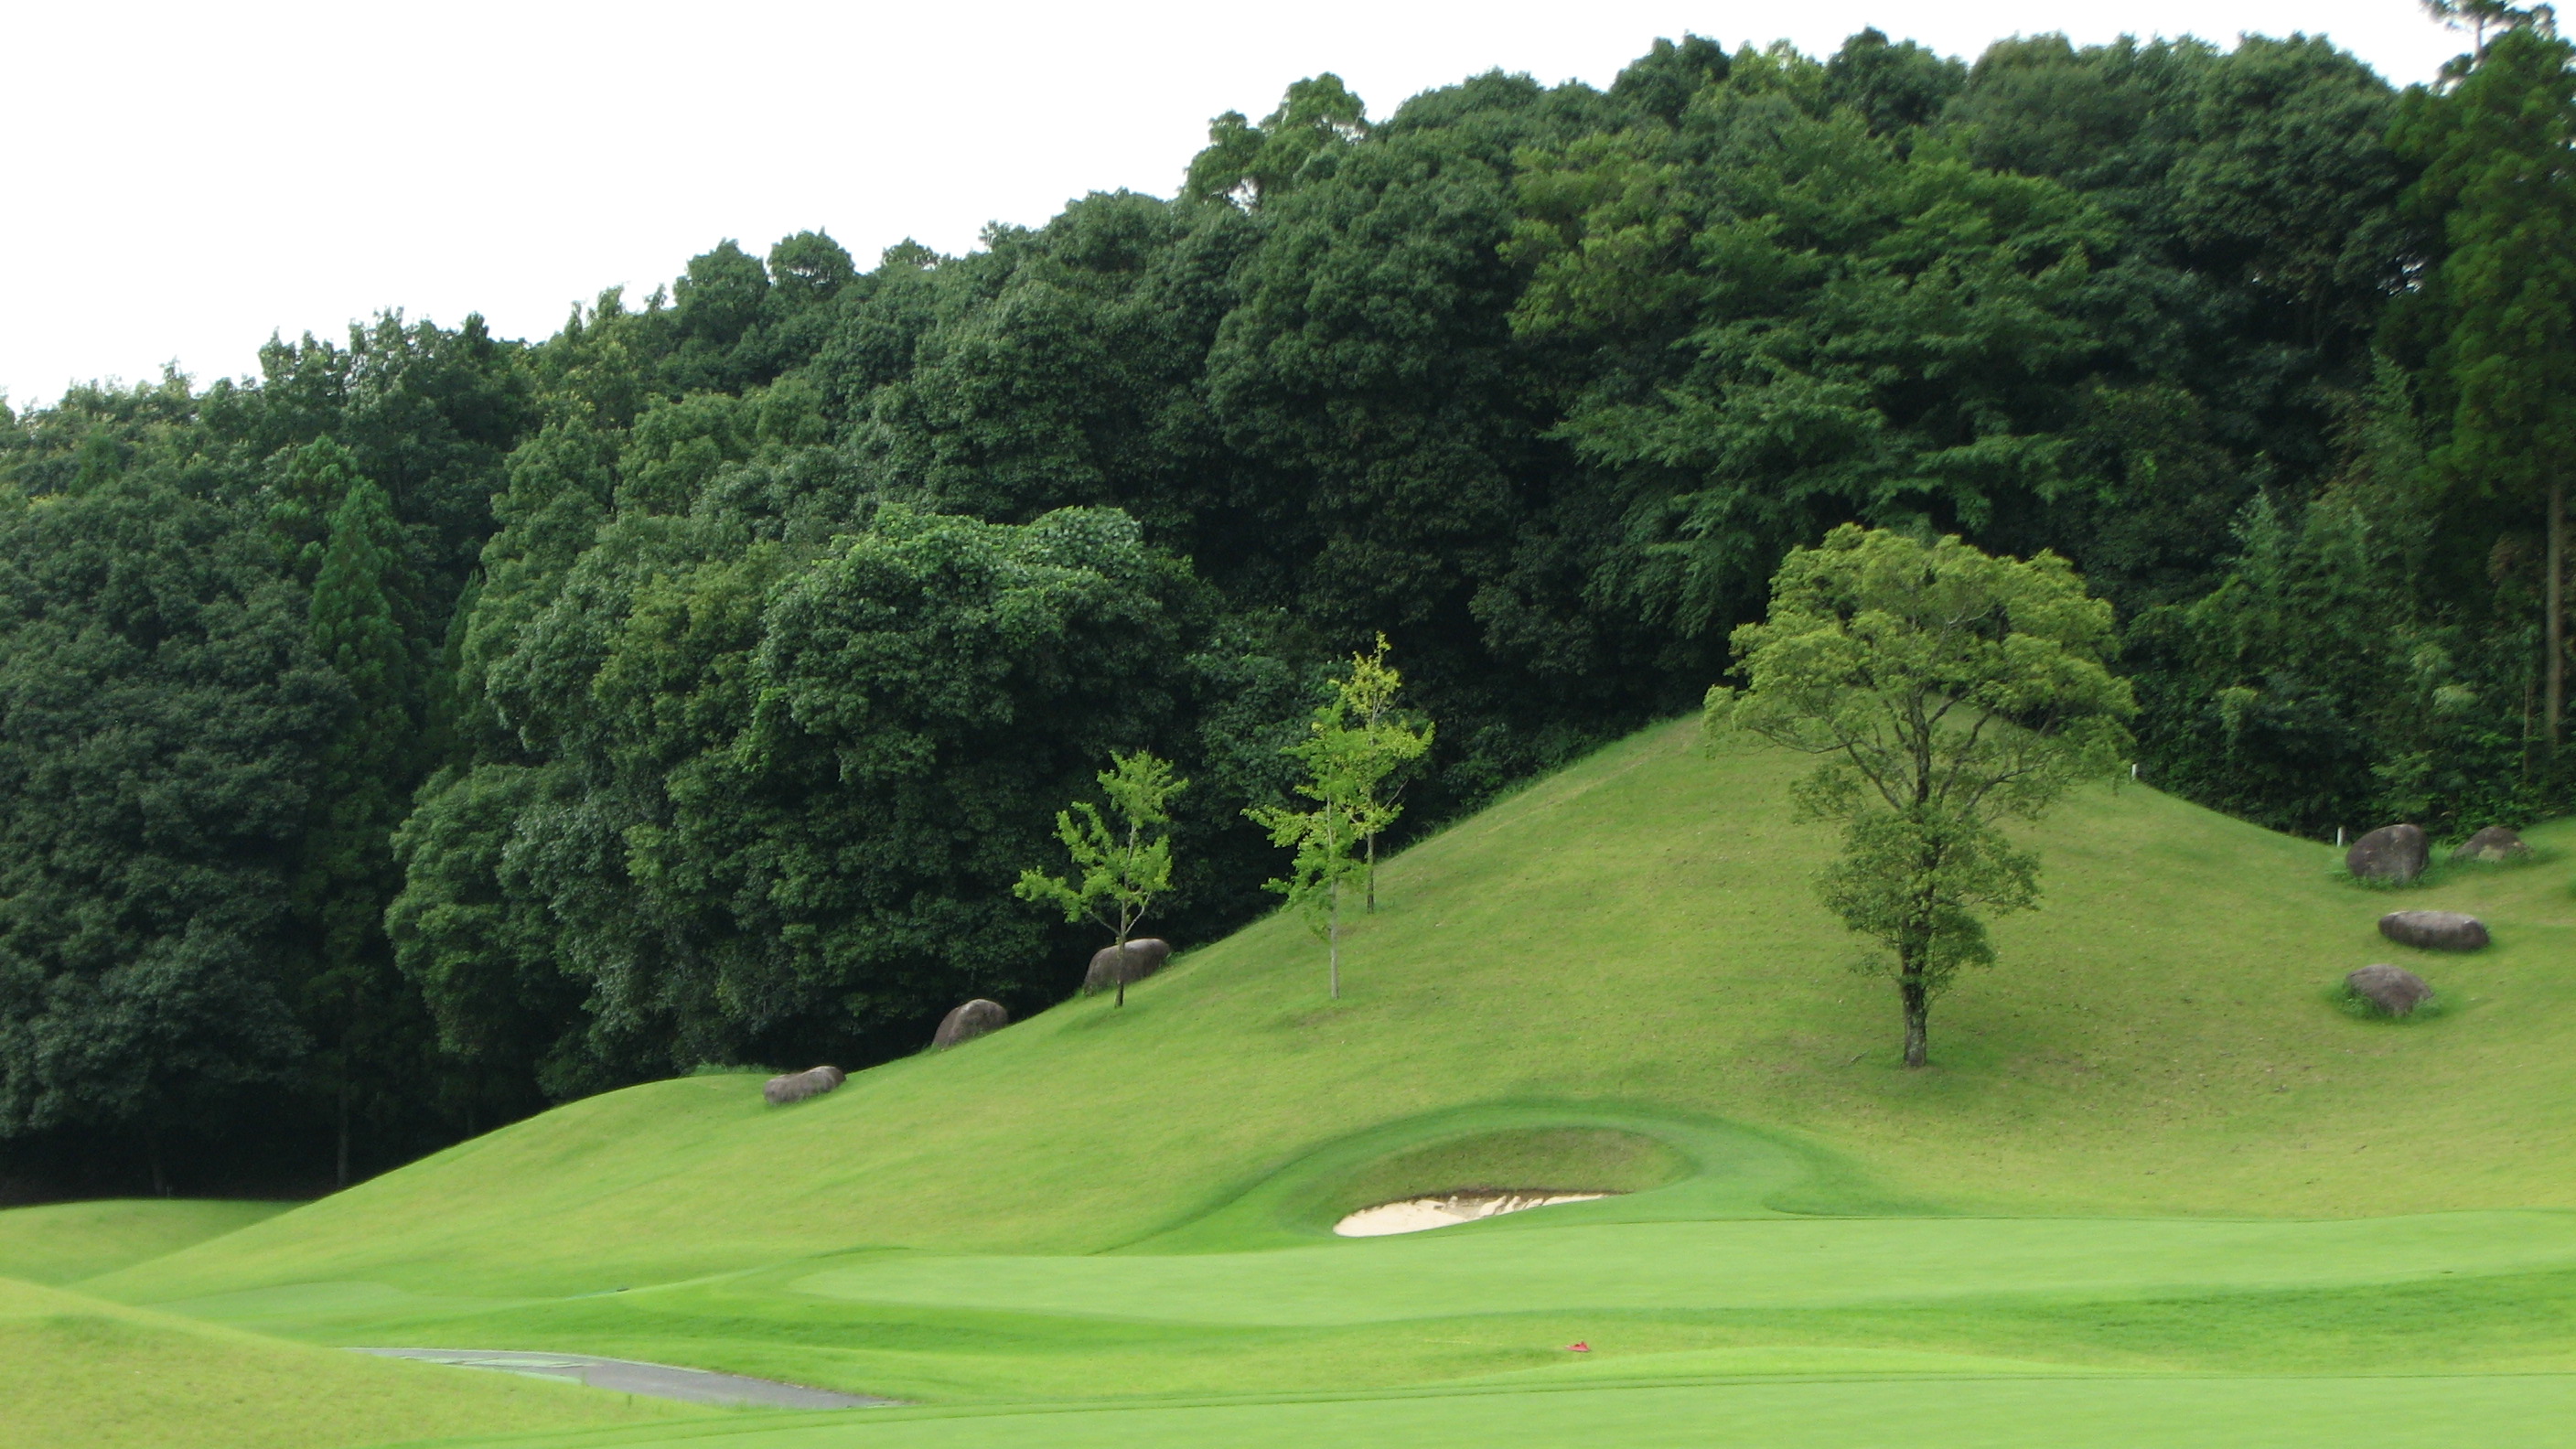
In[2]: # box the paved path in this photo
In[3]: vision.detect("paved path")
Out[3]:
[349,1347,896,1408]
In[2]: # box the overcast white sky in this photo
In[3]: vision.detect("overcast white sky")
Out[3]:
[0,1,2472,411]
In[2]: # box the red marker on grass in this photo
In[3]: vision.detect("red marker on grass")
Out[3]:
[1564,1341,1590,1352]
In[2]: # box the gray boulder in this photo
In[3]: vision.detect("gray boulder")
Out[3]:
[933,999,1009,1048]
[2452,825,2531,864]
[1082,939,1173,995]
[2345,964,2434,1017]
[764,1065,845,1106]
[2346,823,2428,884]
[2378,909,2490,951]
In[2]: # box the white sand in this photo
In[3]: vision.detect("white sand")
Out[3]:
[1333,1190,1610,1237]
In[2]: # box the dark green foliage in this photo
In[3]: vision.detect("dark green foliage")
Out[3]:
[1824,28,1966,138]
[2130,22,2576,837]
[213,312,536,607]
[2394,23,2576,754]
[384,762,586,1101]
[0,26,2549,1186]
[862,192,1257,551]
[1609,34,1733,125]
[299,474,434,1186]
[2127,360,2535,836]
[1510,69,2114,638]
[1184,73,1370,208]
[0,476,337,1187]
[410,496,1227,1086]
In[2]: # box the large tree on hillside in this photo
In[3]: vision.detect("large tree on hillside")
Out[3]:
[1706,526,2133,1068]
[2393,17,2576,747]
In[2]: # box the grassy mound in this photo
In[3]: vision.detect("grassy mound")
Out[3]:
[98,722,2576,1304]
[0,1199,292,1284]
[59,720,2576,1440]
[0,1275,700,1449]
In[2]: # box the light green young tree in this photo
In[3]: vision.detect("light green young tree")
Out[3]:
[1015,751,1188,1007]
[1338,634,1433,911]
[1705,525,2135,1068]
[1248,703,1392,1001]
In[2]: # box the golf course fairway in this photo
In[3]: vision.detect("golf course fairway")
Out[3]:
[24,720,2576,1445]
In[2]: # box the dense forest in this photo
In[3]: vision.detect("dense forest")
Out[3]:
[5,16,2571,1195]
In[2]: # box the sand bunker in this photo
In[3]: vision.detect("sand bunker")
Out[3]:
[1334,1189,1612,1237]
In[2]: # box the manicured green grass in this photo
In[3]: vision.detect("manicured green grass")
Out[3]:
[0,1198,292,1284]
[414,1373,2576,1449]
[54,719,2576,1444]
[789,1211,2576,1326]
[0,1274,703,1449]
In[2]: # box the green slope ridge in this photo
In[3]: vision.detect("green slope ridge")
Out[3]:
[97,721,2576,1300]
[0,1274,701,1449]
[0,1198,293,1284]
[69,719,2576,1438]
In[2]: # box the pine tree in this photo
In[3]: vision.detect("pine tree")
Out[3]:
[2396,20,2576,749]
[300,477,428,1186]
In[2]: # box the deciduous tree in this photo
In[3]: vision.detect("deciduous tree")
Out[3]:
[1016,751,1187,1007]
[1705,525,2134,1067]
[1247,701,1389,1001]
[1334,635,1433,911]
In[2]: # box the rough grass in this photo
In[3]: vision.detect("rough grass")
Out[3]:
[0,1275,701,1449]
[58,719,2576,1444]
[0,1198,292,1284]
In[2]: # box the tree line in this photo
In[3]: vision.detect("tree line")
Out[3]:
[4,15,2569,1192]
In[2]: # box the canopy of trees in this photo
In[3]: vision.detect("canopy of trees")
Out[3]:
[2,22,2562,1192]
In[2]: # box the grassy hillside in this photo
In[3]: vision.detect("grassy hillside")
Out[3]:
[0,1274,701,1449]
[66,719,2576,1440]
[0,1198,291,1283]
[99,721,2576,1305]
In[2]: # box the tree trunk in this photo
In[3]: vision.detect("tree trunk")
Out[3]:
[1899,959,1931,1069]
[1114,932,1129,1009]
[336,1082,351,1190]
[2549,478,2566,750]
[145,1123,166,1199]
[1366,832,1377,913]
[2526,663,2540,783]
[1327,882,1341,1001]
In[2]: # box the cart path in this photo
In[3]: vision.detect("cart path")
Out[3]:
[349,1347,897,1408]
